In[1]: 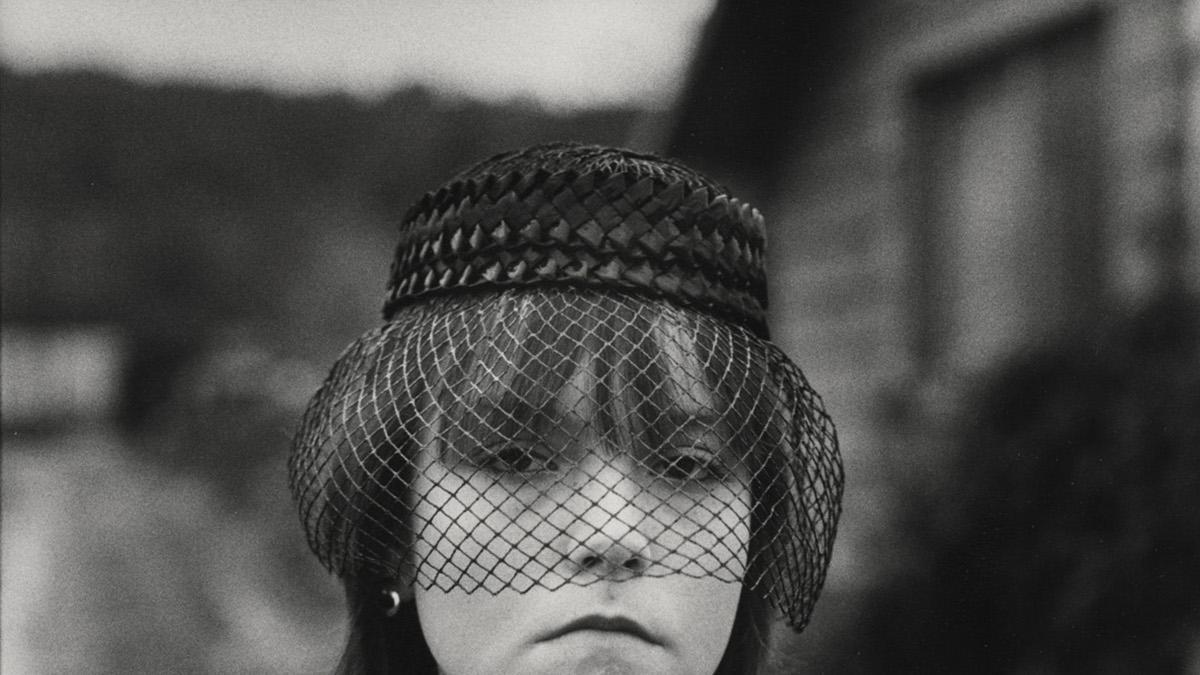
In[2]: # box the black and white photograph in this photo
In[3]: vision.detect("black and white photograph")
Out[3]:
[3,1,1199,673]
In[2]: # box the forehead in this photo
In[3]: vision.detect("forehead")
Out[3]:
[429,298,726,430]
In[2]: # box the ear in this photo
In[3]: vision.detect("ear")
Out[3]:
[339,579,437,674]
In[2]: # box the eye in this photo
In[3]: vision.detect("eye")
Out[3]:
[478,445,558,474]
[656,448,722,482]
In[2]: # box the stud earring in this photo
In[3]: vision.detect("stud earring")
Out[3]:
[380,589,402,617]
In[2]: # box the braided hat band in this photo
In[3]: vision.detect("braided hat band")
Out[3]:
[289,143,844,631]
[384,144,770,337]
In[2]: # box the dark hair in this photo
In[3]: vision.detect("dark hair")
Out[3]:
[334,579,773,675]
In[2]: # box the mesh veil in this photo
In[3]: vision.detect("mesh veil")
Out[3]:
[288,144,844,631]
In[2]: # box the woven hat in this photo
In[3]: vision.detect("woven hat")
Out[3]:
[384,143,769,335]
[289,142,843,631]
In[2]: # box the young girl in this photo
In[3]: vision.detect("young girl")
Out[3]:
[289,143,843,674]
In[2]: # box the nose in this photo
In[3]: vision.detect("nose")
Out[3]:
[573,527,650,577]
[567,459,654,579]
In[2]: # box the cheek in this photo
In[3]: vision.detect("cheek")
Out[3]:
[657,485,751,579]
[662,576,745,675]
[411,464,563,593]
[415,578,745,675]
[414,586,522,675]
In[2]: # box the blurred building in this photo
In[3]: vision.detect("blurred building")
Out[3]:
[660,0,1199,652]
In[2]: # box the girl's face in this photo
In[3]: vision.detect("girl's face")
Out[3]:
[408,318,752,675]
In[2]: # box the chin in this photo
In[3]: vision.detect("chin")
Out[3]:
[523,637,681,675]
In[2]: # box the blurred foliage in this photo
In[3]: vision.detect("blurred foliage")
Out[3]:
[830,289,1200,673]
[1,66,641,673]
[1,66,638,425]
[3,431,346,673]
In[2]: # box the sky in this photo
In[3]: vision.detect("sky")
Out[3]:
[0,0,717,109]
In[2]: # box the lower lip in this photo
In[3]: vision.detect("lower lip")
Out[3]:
[549,629,657,646]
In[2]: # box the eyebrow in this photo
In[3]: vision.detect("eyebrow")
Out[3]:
[441,341,733,445]
[472,386,540,432]
[461,379,722,431]
[468,384,554,438]
[657,403,723,430]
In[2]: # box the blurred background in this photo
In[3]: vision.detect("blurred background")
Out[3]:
[2,1,1199,672]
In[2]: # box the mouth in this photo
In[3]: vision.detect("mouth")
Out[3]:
[537,615,661,646]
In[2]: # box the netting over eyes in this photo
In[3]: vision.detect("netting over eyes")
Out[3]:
[288,143,843,631]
